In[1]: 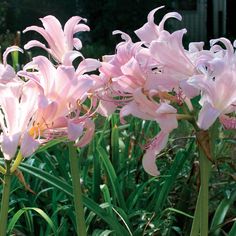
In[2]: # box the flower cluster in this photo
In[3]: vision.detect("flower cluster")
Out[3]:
[0,16,100,161]
[99,6,236,175]
[1,6,236,176]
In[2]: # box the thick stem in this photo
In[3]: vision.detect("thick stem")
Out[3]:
[190,131,212,236]
[199,147,211,236]
[68,142,87,236]
[0,161,12,236]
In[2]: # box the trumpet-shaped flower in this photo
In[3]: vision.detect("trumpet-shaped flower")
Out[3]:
[188,38,236,130]
[0,80,41,160]
[23,15,89,65]
[135,6,182,45]
[100,29,180,175]
[18,55,99,147]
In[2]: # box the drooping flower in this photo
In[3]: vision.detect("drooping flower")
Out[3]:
[23,15,90,65]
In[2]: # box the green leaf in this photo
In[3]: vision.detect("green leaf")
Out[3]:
[97,145,127,211]
[210,190,236,235]
[18,162,130,235]
[155,140,194,213]
[7,207,57,235]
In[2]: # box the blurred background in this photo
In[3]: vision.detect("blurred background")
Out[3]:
[0,0,234,59]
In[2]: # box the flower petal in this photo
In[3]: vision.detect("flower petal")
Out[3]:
[142,131,169,176]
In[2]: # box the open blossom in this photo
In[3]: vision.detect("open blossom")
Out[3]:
[100,30,179,175]
[18,55,100,147]
[188,38,236,130]
[135,6,182,45]
[0,79,41,160]
[23,15,90,65]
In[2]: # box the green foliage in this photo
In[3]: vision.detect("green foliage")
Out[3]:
[0,114,236,235]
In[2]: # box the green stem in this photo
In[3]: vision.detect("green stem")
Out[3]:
[199,148,211,236]
[10,151,23,174]
[68,142,87,236]
[190,133,211,236]
[190,186,201,236]
[0,161,12,236]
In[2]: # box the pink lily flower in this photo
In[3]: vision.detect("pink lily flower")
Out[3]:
[135,6,182,45]
[23,15,89,65]
[0,80,41,160]
[18,55,99,147]
[99,31,180,175]
[188,38,236,130]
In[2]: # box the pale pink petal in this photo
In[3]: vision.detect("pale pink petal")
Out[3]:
[1,133,20,160]
[155,103,177,132]
[62,50,83,66]
[40,15,65,49]
[68,122,83,141]
[120,101,153,124]
[180,80,200,98]
[24,40,49,52]
[0,64,16,83]
[23,26,54,48]
[3,46,23,66]
[75,119,95,147]
[198,102,221,130]
[0,96,20,134]
[20,132,40,157]
[158,11,182,31]
[135,6,164,42]
[113,30,132,42]
[96,99,117,117]
[73,23,90,33]
[73,38,82,50]
[76,59,101,75]
[142,131,169,176]
[210,38,234,57]
[120,57,145,84]
[64,16,86,49]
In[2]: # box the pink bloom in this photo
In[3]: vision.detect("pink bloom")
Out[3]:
[188,38,236,130]
[18,55,99,147]
[23,15,89,65]
[99,31,179,175]
[0,81,41,160]
[135,6,182,45]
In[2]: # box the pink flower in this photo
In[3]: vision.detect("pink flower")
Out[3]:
[18,55,99,147]
[188,38,236,130]
[99,31,180,175]
[0,81,41,160]
[135,6,182,45]
[23,15,89,65]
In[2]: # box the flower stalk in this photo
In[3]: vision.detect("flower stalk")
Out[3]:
[68,142,87,236]
[10,151,23,174]
[190,131,212,236]
[0,161,12,236]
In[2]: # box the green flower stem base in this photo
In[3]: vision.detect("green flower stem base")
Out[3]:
[190,131,212,236]
[0,161,12,236]
[68,142,87,236]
